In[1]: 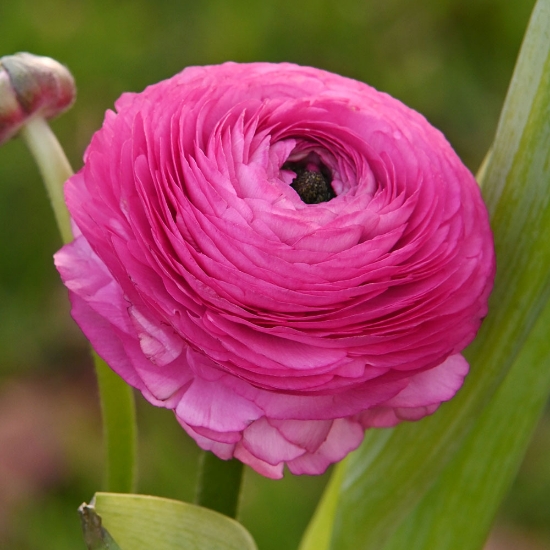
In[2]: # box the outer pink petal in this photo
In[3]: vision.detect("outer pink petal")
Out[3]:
[175,376,263,433]
[287,418,364,476]
[233,443,285,479]
[179,422,237,460]
[242,417,306,466]
[384,353,469,408]
[269,418,332,453]
[55,236,194,402]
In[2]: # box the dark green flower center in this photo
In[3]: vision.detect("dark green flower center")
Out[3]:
[285,161,336,204]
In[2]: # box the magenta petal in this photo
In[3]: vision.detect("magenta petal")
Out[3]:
[69,292,145,391]
[287,418,364,475]
[175,376,263,433]
[385,354,469,408]
[234,444,285,479]
[395,404,440,421]
[269,418,332,454]
[180,422,237,460]
[190,425,243,445]
[129,306,184,367]
[359,407,403,429]
[242,417,306,465]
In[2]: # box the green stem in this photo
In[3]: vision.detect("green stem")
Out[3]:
[195,451,244,518]
[20,116,73,244]
[19,116,138,493]
[94,353,138,493]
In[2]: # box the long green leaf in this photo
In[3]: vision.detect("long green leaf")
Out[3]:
[298,457,347,550]
[90,492,257,550]
[382,289,550,550]
[300,1,550,548]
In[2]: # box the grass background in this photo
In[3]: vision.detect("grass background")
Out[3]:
[0,0,549,548]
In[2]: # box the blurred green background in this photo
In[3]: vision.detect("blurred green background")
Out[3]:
[1,0,549,549]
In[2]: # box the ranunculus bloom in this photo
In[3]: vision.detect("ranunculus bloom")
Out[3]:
[55,62,495,478]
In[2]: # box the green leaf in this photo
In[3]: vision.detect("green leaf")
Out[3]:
[300,0,550,548]
[90,492,258,550]
[381,292,550,550]
[298,458,345,550]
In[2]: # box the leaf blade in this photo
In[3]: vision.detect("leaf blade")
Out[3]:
[92,492,258,550]
[381,295,550,550]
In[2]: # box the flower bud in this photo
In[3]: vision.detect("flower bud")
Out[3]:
[0,52,75,145]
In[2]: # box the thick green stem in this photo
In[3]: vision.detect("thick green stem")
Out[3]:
[94,353,138,493]
[195,451,244,518]
[19,116,138,492]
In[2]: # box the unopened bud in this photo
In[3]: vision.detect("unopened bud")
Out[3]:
[0,52,75,145]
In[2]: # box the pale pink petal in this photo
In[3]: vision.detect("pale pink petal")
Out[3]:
[180,422,237,460]
[129,306,184,367]
[233,444,285,479]
[287,418,364,475]
[359,407,402,429]
[242,417,306,466]
[269,418,332,454]
[175,376,263,433]
[385,354,469,408]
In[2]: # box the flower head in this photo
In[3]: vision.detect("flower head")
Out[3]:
[55,62,495,478]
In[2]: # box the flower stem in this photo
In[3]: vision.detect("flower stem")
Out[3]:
[195,451,244,518]
[19,116,138,493]
[94,353,138,493]
[20,116,73,244]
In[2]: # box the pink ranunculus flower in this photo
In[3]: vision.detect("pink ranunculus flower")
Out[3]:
[54,62,495,479]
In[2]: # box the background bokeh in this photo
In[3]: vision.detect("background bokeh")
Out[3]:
[1,0,549,548]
